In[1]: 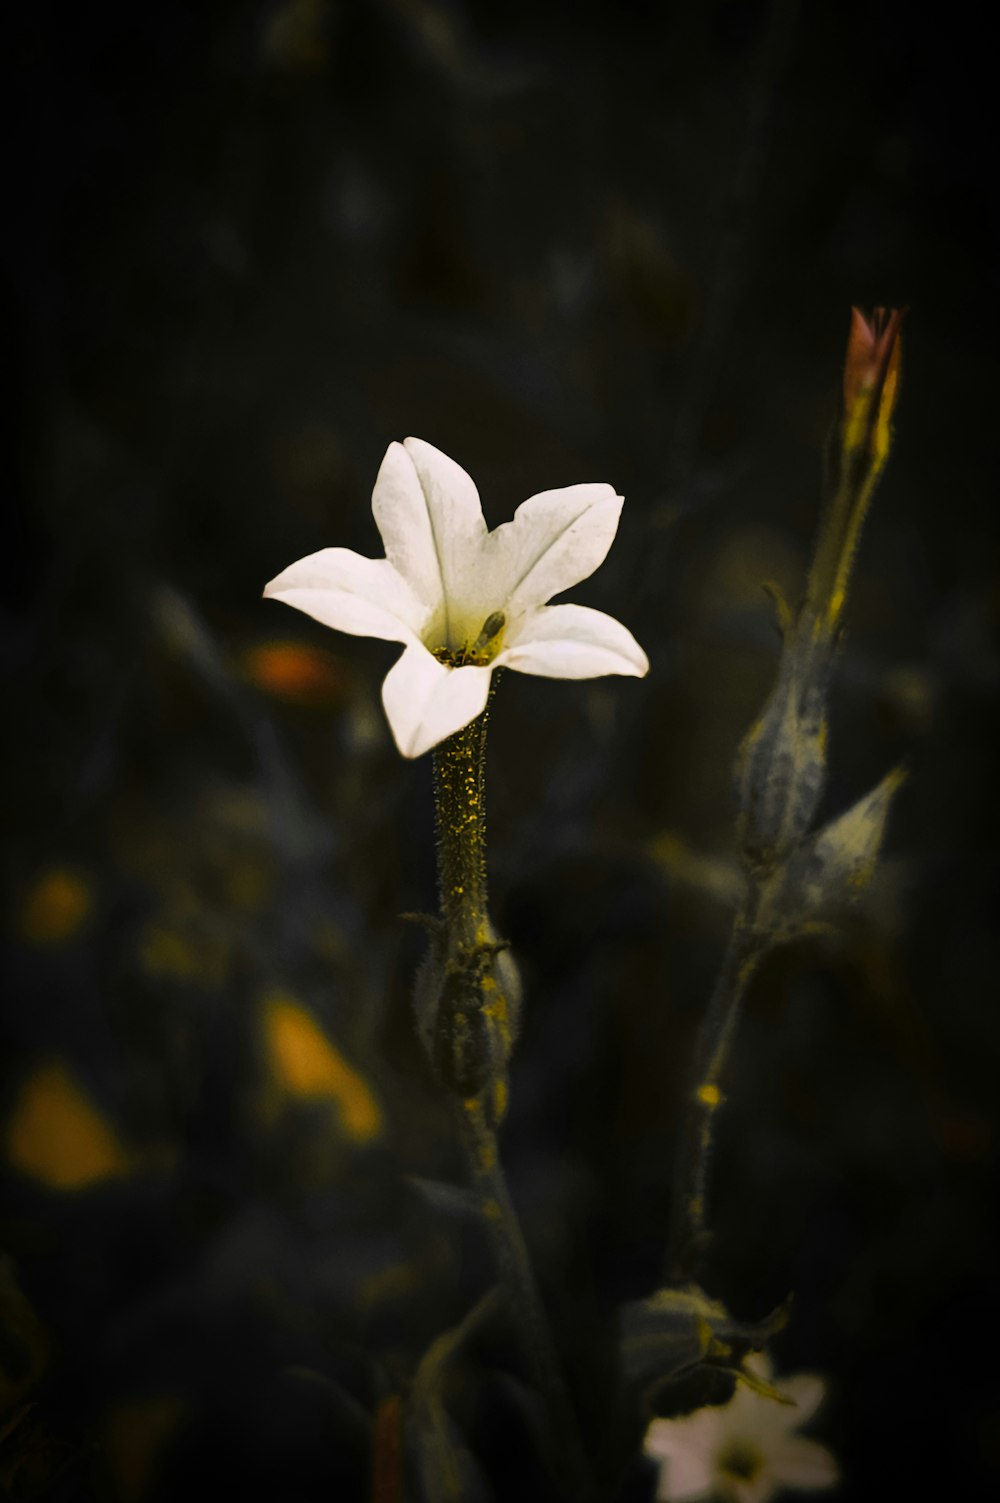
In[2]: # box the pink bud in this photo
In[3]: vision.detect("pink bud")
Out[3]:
[843,306,905,416]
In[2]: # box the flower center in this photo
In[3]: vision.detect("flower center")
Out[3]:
[716,1439,764,1483]
[433,611,506,668]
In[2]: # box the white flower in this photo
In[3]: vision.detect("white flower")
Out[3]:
[264,437,649,757]
[644,1357,839,1503]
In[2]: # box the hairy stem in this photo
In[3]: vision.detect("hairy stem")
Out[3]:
[433,707,490,949]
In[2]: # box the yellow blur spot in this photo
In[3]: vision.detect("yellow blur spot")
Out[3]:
[648,831,743,908]
[18,869,93,946]
[5,1064,130,1190]
[104,1397,184,1503]
[140,924,201,980]
[264,995,382,1143]
[243,641,347,707]
[358,1259,419,1311]
[696,1083,722,1109]
[139,921,230,987]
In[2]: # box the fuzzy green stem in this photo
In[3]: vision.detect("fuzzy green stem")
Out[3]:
[802,461,881,645]
[433,707,491,950]
[666,897,764,1280]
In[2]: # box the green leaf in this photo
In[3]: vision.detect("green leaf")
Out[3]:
[619,1285,789,1416]
[406,1289,499,1503]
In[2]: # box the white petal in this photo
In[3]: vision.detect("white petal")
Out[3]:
[263,549,426,644]
[371,438,488,623]
[495,604,649,679]
[482,483,623,616]
[381,644,492,758]
[663,1448,715,1501]
[728,1372,825,1438]
[776,1376,826,1428]
[644,1419,714,1502]
[769,1436,839,1490]
[644,1414,712,1464]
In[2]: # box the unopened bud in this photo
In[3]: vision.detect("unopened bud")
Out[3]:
[842,307,904,467]
[736,645,830,872]
[415,927,522,1127]
[808,765,906,896]
[804,307,906,642]
[761,766,906,937]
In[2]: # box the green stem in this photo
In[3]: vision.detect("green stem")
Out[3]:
[433,706,490,950]
[803,434,884,644]
[458,1098,595,1502]
[430,703,594,1500]
[666,897,764,1280]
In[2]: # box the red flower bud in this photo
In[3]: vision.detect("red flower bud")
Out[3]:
[803,307,907,640]
[842,306,905,463]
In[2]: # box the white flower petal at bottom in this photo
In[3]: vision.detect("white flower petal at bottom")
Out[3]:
[263,548,426,644]
[382,644,493,759]
[773,1376,825,1430]
[644,1356,837,1503]
[658,1448,713,1501]
[497,603,650,679]
[645,1417,714,1502]
[767,1436,840,1491]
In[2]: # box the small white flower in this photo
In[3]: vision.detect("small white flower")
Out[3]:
[644,1357,839,1503]
[264,437,648,757]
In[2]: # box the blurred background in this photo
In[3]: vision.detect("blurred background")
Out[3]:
[3,0,998,1498]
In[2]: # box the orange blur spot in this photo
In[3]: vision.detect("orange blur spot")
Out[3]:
[18,869,93,945]
[264,995,382,1142]
[371,1394,403,1503]
[243,641,347,707]
[5,1063,131,1190]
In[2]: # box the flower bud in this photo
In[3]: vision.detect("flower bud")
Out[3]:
[414,927,522,1127]
[842,306,904,468]
[433,946,519,1095]
[735,644,830,872]
[759,766,906,938]
[620,1284,788,1412]
[804,307,906,642]
[806,764,906,896]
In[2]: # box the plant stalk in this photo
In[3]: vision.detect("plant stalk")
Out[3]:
[431,705,595,1500]
[666,895,764,1280]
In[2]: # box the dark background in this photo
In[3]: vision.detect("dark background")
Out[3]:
[2,1,998,1499]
